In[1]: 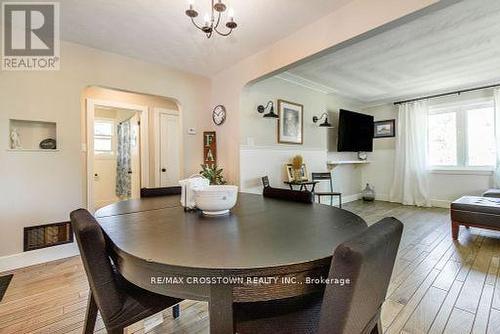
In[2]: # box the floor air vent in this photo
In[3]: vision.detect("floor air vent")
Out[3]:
[24,222,73,251]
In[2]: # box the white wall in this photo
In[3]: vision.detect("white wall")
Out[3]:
[0,41,211,259]
[362,90,496,207]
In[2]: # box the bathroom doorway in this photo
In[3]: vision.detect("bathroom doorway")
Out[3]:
[85,99,149,212]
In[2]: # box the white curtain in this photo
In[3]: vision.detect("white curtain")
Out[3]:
[389,101,431,207]
[494,88,500,187]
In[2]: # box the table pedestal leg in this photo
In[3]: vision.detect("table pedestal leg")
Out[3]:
[209,285,234,334]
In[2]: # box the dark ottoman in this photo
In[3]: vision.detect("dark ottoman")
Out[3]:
[450,196,500,239]
[482,189,500,198]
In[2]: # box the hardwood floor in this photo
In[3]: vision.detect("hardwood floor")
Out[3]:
[1,200,499,333]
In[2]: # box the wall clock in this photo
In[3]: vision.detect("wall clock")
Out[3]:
[212,105,226,126]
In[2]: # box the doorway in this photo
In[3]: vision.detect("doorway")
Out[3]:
[86,99,149,212]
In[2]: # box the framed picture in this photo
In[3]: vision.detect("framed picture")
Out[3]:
[278,99,303,144]
[374,119,396,138]
[285,164,309,182]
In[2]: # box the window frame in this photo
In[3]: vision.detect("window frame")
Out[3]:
[427,98,495,172]
[93,118,116,158]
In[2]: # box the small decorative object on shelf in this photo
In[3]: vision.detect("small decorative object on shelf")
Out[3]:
[200,164,227,185]
[10,128,21,149]
[39,138,57,150]
[362,183,375,202]
[212,105,226,126]
[358,151,367,160]
[291,155,304,182]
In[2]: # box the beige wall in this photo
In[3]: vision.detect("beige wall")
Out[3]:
[0,41,210,257]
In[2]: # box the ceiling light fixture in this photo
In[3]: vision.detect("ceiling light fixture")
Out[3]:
[313,113,332,128]
[185,0,237,39]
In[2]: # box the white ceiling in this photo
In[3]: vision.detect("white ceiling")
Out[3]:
[284,0,500,104]
[51,0,352,76]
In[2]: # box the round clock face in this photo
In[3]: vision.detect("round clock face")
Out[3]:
[212,105,226,126]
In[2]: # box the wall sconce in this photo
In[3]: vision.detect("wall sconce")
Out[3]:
[257,101,278,118]
[312,112,332,128]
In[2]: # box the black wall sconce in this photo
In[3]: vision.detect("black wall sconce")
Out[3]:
[312,112,332,128]
[257,101,278,118]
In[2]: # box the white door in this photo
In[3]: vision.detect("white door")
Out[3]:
[159,113,181,186]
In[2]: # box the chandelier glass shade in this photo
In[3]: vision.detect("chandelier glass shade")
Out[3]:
[186,0,237,38]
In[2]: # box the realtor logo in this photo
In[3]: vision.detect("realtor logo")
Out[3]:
[2,2,60,71]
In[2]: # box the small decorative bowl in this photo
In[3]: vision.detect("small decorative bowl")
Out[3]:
[194,185,238,216]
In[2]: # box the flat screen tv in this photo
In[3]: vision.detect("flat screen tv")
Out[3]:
[337,109,374,152]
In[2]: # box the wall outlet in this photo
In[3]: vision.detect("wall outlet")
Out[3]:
[187,128,196,135]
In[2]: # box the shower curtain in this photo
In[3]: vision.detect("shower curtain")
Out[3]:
[116,120,132,198]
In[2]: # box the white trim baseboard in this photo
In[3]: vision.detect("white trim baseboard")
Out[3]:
[0,242,79,273]
[374,193,450,209]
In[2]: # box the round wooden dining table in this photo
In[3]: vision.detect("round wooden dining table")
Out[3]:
[95,193,367,334]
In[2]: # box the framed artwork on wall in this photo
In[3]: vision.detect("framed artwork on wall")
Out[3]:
[277,99,303,144]
[374,119,396,138]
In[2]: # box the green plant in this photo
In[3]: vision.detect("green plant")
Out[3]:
[200,164,227,185]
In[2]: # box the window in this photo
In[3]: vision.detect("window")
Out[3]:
[428,100,495,169]
[94,119,115,154]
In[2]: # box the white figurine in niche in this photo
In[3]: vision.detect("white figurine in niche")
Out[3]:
[10,128,21,149]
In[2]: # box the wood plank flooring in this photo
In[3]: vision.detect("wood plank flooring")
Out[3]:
[1,200,499,333]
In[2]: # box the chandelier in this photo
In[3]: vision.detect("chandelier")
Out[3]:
[185,0,238,38]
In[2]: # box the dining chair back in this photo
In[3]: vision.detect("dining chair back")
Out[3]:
[312,172,342,207]
[70,209,181,334]
[263,186,314,204]
[318,217,403,334]
[140,186,181,198]
[233,217,402,334]
[261,176,270,188]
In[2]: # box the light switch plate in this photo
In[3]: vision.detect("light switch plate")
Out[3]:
[188,128,196,135]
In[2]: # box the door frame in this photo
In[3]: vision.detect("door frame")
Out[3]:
[86,98,150,212]
[153,108,183,187]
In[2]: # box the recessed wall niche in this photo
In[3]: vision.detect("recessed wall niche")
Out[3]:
[8,119,58,151]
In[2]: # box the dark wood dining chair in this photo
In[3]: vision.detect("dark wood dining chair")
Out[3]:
[263,186,314,204]
[234,217,403,334]
[70,209,182,334]
[140,186,181,198]
[312,172,342,208]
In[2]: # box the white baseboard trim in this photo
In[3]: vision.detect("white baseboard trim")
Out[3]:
[0,242,79,273]
[374,193,450,209]
[318,193,361,205]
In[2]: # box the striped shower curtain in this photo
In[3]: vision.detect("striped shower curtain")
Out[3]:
[116,120,132,198]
